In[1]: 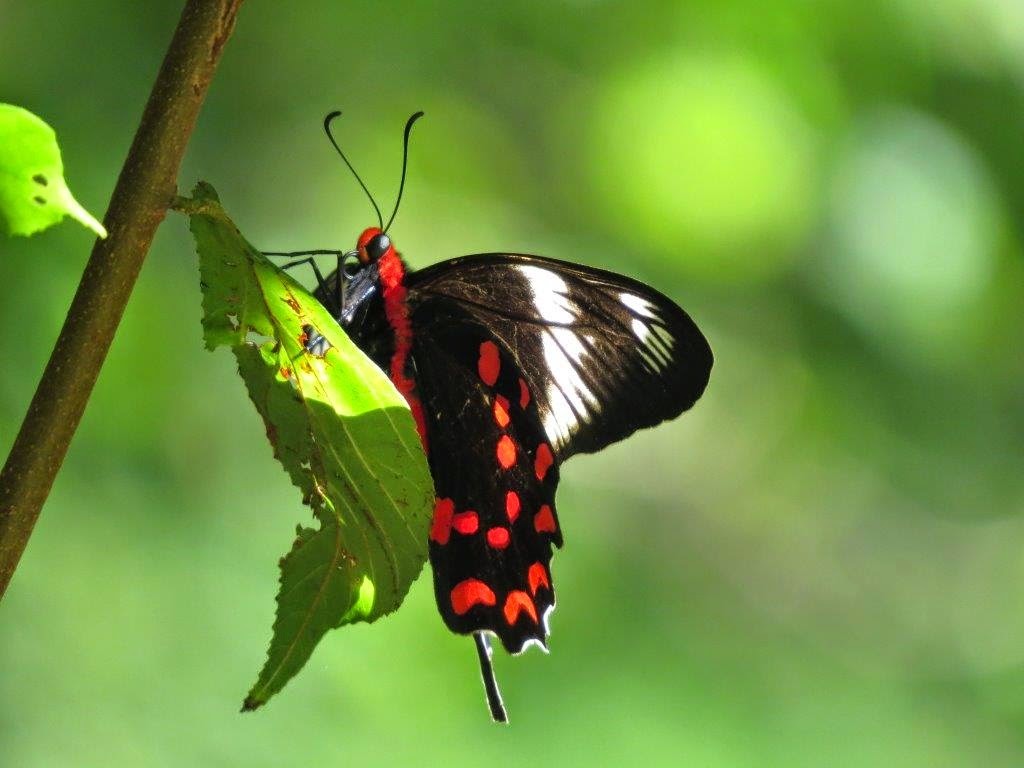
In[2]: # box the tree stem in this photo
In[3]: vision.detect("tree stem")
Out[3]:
[0,0,244,598]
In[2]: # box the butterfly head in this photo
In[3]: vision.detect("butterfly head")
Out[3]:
[356,227,394,265]
[335,227,405,327]
[320,109,421,269]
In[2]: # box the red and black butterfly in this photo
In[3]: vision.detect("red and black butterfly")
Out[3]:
[270,112,713,722]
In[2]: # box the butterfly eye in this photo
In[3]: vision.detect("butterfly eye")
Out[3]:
[364,233,391,262]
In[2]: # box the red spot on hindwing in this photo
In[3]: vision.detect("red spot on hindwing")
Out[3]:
[452,511,479,535]
[493,395,511,428]
[451,579,497,615]
[518,377,530,409]
[505,491,520,523]
[528,562,550,595]
[534,443,554,481]
[496,435,517,469]
[430,498,454,545]
[478,341,500,386]
[486,527,510,549]
[534,504,556,534]
[503,590,538,625]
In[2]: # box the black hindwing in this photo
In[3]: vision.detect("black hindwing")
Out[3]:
[410,299,560,653]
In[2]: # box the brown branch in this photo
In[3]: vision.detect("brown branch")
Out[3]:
[0,0,245,598]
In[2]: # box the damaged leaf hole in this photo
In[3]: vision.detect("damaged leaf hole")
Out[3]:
[244,329,275,347]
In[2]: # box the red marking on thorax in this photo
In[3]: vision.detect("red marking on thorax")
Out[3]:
[451,579,496,615]
[505,491,520,523]
[496,435,517,469]
[503,590,538,625]
[534,504,556,534]
[534,443,554,481]
[452,511,479,535]
[528,562,550,595]
[486,527,510,549]
[358,227,428,449]
[493,395,511,428]
[478,341,500,386]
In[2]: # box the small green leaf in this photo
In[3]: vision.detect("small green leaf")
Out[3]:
[179,182,434,710]
[0,104,107,238]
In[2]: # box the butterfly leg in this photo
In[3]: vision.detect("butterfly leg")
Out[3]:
[473,632,508,723]
[263,249,347,259]
[265,250,353,323]
[263,250,342,296]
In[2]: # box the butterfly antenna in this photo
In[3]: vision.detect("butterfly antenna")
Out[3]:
[383,111,424,234]
[473,632,508,723]
[323,110,383,230]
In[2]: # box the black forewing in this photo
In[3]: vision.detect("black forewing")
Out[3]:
[411,300,560,653]
[406,253,713,460]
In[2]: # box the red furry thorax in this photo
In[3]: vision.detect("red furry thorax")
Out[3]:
[373,239,428,449]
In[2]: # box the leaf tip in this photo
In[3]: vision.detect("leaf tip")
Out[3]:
[191,180,220,202]
[61,187,107,238]
[240,695,263,713]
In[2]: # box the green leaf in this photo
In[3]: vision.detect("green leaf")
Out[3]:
[178,182,434,710]
[0,104,107,238]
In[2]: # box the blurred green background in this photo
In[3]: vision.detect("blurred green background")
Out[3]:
[2,1,1024,765]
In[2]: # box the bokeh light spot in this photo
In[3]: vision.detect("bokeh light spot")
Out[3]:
[820,109,999,365]
[589,51,817,283]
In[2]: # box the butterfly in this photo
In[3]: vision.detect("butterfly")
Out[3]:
[269,111,713,722]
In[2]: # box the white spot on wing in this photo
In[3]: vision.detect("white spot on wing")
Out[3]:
[653,323,674,346]
[540,599,556,639]
[552,326,586,364]
[650,323,675,357]
[519,265,601,448]
[631,318,651,343]
[518,637,550,655]
[631,317,675,372]
[520,265,574,324]
[540,327,599,447]
[620,292,657,318]
[622,293,677,370]
[511,599,556,656]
